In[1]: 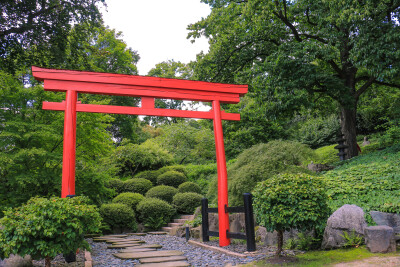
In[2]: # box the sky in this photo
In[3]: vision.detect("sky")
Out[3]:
[101,0,211,75]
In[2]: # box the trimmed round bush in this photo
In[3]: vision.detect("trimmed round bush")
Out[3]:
[155,165,186,177]
[99,203,137,231]
[157,170,187,188]
[136,198,176,227]
[106,178,125,193]
[145,185,178,203]
[134,170,158,185]
[178,182,202,194]
[172,192,203,214]
[112,192,144,211]
[123,178,153,195]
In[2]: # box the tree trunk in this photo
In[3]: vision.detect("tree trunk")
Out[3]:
[340,105,358,159]
[45,256,51,267]
[276,229,283,257]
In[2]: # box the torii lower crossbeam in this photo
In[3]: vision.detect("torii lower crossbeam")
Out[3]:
[32,66,248,247]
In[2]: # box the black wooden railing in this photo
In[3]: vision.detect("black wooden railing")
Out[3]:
[201,193,256,252]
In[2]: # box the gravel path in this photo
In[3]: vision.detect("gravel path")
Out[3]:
[90,235,273,267]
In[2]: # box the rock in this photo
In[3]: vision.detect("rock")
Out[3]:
[362,136,371,146]
[255,226,267,243]
[229,213,245,233]
[321,204,367,249]
[307,161,334,173]
[3,254,32,267]
[263,229,307,246]
[137,223,145,233]
[190,226,201,239]
[370,211,400,233]
[208,213,219,232]
[365,226,396,253]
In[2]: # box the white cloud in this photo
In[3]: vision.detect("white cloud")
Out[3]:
[101,0,210,75]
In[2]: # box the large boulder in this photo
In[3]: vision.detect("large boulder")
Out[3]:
[370,211,400,233]
[321,204,367,249]
[365,225,396,253]
[2,254,32,267]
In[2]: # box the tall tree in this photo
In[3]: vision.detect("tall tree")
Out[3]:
[189,0,400,158]
[0,0,105,74]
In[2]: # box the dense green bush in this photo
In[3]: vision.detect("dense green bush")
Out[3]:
[184,163,218,194]
[208,140,315,205]
[322,145,400,222]
[155,165,186,177]
[112,192,144,211]
[253,173,330,256]
[99,203,137,232]
[136,198,176,230]
[0,196,101,265]
[134,170,159,185]
[145,185,178,203]
[123,178,153,195]
[106,178,125,194]
[157,170,187,188]
[313,144,340,165]
[172,192,203,214]
[178,182,202,194]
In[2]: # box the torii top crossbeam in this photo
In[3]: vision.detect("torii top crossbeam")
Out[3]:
[32,66,248,247]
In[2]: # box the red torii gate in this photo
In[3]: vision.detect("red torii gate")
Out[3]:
[32,66,248,247]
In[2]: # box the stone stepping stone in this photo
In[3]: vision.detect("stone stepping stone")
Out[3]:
[139,256,187,263]
[117,248,156,253]
[147,231,168,235]
[99,234,128,238]
[121,244,163,251]
[107,242,145,248]
[128,233,147,236]
[104,239,130,243]
[110,239,141,244]
[137,261,190,267]
[113,250,184,259]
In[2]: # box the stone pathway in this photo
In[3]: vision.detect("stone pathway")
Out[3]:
[94,233,191,266]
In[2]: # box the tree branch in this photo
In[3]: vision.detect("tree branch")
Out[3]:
[372,80,400,89]
[355,77,375,99]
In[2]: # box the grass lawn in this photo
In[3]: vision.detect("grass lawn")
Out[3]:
[245,246,399,266]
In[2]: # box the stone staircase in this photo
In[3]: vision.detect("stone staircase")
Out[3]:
[161,215,194,234]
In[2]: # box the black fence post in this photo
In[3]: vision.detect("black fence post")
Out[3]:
[243,193,256,252]
[201,198,209,242]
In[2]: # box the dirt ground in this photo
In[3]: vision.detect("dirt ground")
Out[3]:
[333,256,400,267]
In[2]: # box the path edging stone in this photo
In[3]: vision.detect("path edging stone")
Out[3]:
[188,240,247,258]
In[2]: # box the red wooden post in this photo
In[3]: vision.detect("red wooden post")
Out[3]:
[61,90,77,198]
[212,100,231,246]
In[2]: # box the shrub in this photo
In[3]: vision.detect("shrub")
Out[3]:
[172,192,203,214]
[134,170,158,185]
[0,196,101,266]
[253,173,330,256]
[157,170,187,188]
[99,203,137,232]
[155,165,186,177]
[178,182,202,194]
[106,178,125,194]
[123,178,153,195]
[313,144,340,165]
[112,192,144,211]
[145,185,178,203]
[208,140,315,206]
[136,198,176,230]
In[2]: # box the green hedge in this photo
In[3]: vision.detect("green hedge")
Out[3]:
[112,192,144,211]
[134,170,159,185]
[178,182,202,194]
[157,170,187,188]
[172,192,203,214]
[136,198,176,230]
[145,185,178,203]
[99,203,137,231]
[123,178,153,195]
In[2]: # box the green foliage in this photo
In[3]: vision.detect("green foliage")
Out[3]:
[157,171,187,188]
[208,140,315,205]
[145,185,178,203]
[112,192,144,212]
[123,178,153,195]
[178,182,202,194]
[184,163,218,195]
[292,114,340,149]
[313,145,340,165]
[106,179,125,194]
[155,165,186,177]
[136,198,176,228]
[151,121,216,164]
[322,145,400,221]
[134,170,159,185]
[172,192,203,214]
[253,173,330,234]
[99,203,136,232]
[185,215,203,228]
[341,230,364,248]
[0,196,101,260]
[110,141,173,177]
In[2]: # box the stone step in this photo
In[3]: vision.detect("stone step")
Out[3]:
[139,255,187,264]
[173,219,188,224]
[107,242,145,249]
[179,215,194,220]
[117,248,156,253]
[121,244,163,251]
[113,250,184,259]
[168,222,183,227]
[161,227,172,232]
[127,233,147,236]
[137,261,190,267]
[147,231,168,235]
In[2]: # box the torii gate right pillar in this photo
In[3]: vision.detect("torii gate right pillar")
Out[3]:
[212,100,230,246]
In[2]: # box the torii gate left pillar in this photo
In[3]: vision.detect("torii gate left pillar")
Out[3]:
[32,66,248,247]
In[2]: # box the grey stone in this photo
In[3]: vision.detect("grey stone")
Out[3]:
[263,229,312,246]
[3,254,32,267]
[255,226,267,243]
[307,161,334,173]
[321,204,367,249]
[370,211,400,233]
[365,225,396,253]
[362,136,371,146]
